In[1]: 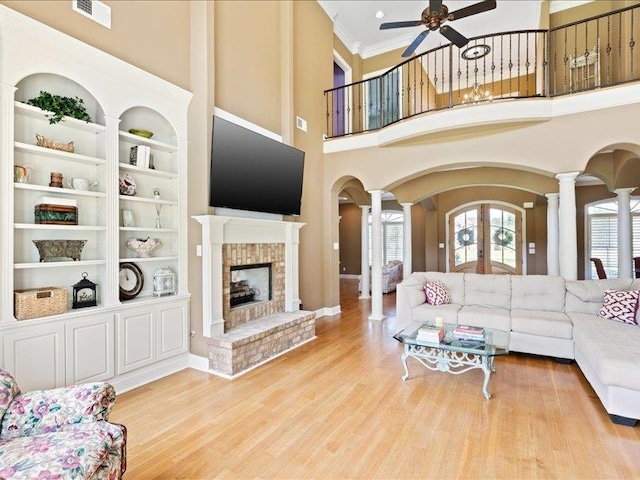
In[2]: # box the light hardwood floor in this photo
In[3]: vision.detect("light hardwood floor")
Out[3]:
[110,279,640,479]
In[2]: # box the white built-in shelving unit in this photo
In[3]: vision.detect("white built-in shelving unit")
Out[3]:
[0,5,193,392]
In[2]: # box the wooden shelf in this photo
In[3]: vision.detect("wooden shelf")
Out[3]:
[14,102,106,134]
[15,142,106,166]
[14,183,105,198]
[118,131,177,152]
[119,195,177,205]
[120,227,178,233]
[15,223,106,231]
[118,256,178,263]
[119,163,178,179]
[14,259,106,270]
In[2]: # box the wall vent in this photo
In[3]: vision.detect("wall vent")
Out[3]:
[72,0,111,29]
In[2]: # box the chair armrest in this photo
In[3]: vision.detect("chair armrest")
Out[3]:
[0,382,116,440]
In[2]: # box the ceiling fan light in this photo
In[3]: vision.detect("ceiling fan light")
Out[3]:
[375,10,385,19]
[461,44,491,60]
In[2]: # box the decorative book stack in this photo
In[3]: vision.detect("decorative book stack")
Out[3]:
[130,145,153,168]
[416,325,445,343]
[453,325,485,341]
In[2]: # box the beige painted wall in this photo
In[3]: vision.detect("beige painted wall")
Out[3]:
[0,1,190,90]
[293,1,334,310]
[214,0,281,134]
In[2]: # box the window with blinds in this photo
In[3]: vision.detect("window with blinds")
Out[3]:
[368,211,404,265]
[587,199,640,279]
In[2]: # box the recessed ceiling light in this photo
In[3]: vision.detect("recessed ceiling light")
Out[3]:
[375,10,385,19]
[461,44,491,61]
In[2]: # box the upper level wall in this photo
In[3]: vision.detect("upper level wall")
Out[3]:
[214,0,282,135]
[0,0,190,90]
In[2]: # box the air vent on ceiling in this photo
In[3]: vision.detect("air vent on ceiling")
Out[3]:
[72,0,111,29]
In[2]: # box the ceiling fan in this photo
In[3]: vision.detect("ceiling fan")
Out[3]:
[380,0,497,57]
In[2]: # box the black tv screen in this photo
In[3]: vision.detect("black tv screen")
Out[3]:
[209,116,305,216]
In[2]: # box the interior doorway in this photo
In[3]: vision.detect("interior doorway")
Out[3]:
[449,203,523,274]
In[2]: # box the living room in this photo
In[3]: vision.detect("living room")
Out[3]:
[1,0,640,478]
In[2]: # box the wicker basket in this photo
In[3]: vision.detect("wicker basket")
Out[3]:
[35,134,75,153]
[14,287,67,320]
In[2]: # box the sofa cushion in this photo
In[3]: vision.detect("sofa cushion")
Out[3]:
[565,279,633,314]
[458,305,510,331]
[510,309,573,339]
[598,289,640,325]
[572,314,640,390]
[424,280,451,305]
[511,275,566,312]
[0,422,122,480]
[464,274,511,309]
[399,275,430,309]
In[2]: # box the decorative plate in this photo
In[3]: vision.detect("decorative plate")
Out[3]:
[119,262,144,300]
[129,128,153,139]
[119,173,137,196]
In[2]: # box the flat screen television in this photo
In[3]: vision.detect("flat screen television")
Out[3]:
[209,115,305,216]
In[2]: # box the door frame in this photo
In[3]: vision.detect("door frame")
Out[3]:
[445,200,527,274]
[363,66,404,131]
[333,49,353,136]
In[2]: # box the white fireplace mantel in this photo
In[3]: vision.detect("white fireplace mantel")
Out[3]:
[193,215,305,337]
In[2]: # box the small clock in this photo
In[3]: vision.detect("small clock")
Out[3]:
[119,262,144,300]
[72,272,97,309]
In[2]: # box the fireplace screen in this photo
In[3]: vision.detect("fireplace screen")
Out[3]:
[229,263,272,308]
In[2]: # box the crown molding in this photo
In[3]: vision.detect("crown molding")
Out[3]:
[361,32,419,59]
[318,0,361,55]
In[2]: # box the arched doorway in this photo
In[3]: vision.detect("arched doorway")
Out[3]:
[448,203,523,274]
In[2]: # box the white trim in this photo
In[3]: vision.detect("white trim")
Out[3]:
[362,32,417,60]
[444,201,527,274]
[315,305,341,318]
[110,354,190,394]
[340,274,360,279]
[213,107,282,142]
[188,353,210,372]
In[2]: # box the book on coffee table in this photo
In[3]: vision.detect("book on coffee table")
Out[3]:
[416,325,445,343]
[453,325,485,340]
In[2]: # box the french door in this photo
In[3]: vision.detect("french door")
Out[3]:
[449,204,523,274]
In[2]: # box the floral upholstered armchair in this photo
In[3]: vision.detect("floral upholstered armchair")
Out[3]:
[0,368,126,479]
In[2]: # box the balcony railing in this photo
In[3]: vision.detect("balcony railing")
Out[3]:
[324,4,640,139]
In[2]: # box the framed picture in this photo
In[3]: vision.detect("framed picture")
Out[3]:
[121,209,134,227]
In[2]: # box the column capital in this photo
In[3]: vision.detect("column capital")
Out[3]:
[400,202,413,208]
[367,189,385,198]
[555,172,581,183]
[359,205,371,212]
[613,187,636,197]
[545,193,559,201]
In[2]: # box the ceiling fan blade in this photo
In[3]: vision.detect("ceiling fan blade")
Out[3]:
[448,0,496,21]
[380,20,423,30]
[440,25,469,48]
[429,0,443,12]
[402,30,429,57]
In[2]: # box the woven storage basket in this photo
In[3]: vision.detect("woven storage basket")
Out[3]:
[35,134,75,153]
[14,287,67,320]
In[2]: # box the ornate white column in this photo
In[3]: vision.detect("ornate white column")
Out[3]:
[556,172,580,280]
[545,193,560,276]
[615,188,635,278]
[359,205,371,299]
[368,190,385,321]
[401,202,413,280]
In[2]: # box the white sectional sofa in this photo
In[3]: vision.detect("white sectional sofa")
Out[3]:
[396,272,640,426]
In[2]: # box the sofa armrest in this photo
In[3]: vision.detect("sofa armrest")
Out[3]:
[0,382,116,440]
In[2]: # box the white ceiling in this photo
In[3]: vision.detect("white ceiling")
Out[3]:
[318,0,594,59]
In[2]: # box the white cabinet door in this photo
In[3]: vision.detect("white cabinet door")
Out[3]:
[65,314,115,384]
[157,301,189,360]
[117,307,156,374]
[2,323,65,390]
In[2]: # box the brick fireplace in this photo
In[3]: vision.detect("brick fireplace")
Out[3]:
[193,215,315,377]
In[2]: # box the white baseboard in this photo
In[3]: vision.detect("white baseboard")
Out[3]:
[110,354,190,394]
[340,274,360,279]
[189,353,210,372]
[314,305,341,318]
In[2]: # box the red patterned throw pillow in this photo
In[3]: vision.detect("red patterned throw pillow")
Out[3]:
[424,280,451,305]
[598,289,640,325]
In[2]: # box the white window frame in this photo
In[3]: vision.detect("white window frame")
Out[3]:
[367,210,404,266]
[363,67,404,131]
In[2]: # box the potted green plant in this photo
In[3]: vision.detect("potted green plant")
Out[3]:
[26,90,92,124]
